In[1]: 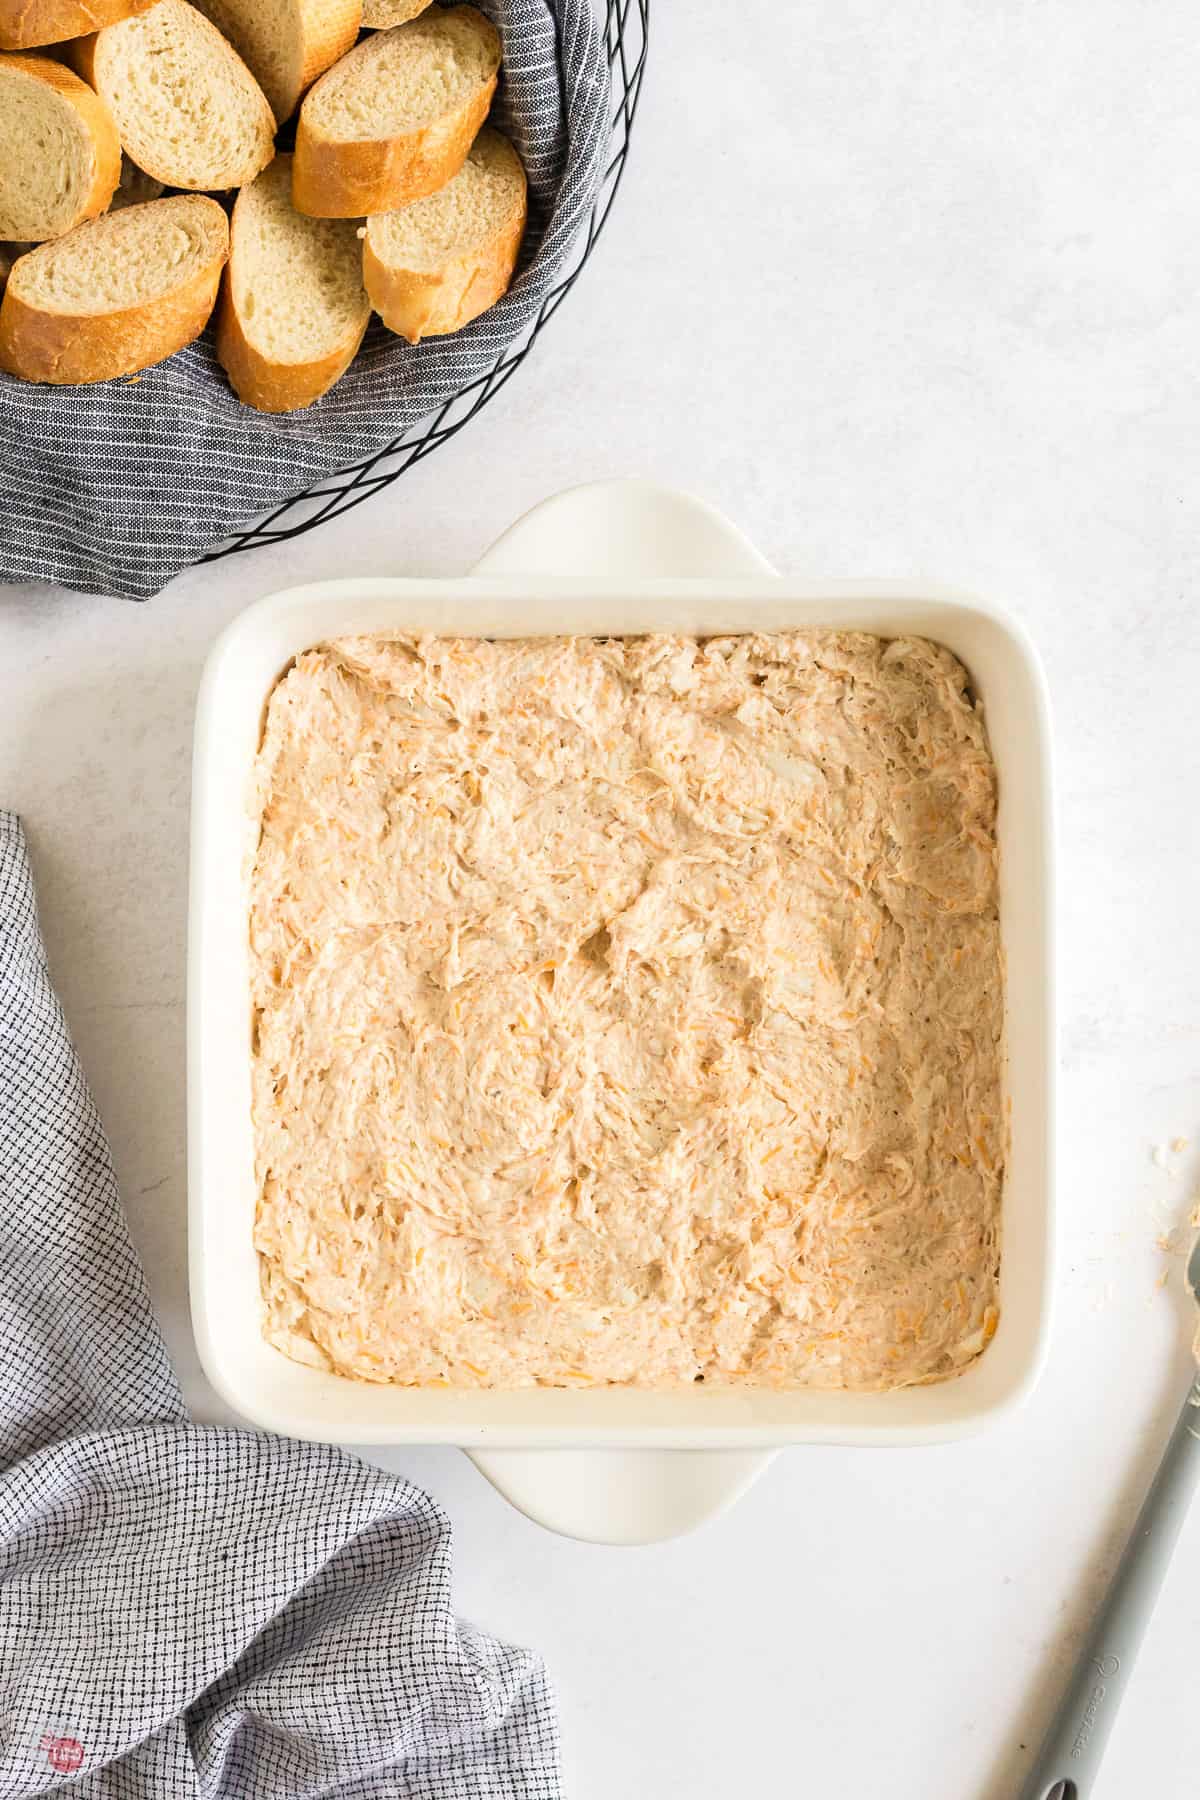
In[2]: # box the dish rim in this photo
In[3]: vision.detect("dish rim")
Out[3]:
[188,573,1055,1448]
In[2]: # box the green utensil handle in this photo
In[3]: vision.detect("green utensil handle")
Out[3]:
[1019,1374,1200,1800]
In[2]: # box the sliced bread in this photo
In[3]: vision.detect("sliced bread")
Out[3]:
[360,0,430,28]
[216,153,369,411]
[193,0,360,126]
[0,0,156,51]
[293,4,500,218]
[72,0,275,189]
[363,125,524,343]
[0,193,228,381]
[0,53,119,241]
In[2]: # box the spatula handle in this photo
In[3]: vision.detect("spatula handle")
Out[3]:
[1019,1374,1200,1800]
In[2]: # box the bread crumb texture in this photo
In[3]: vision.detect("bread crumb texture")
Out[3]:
[367,125,522,269]
[93,0,273,189]
[0,59,92,239]
[10,194,222,310]
[305,4,498,138]
[232,155,365,358]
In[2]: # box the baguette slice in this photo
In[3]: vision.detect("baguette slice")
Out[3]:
[360,0,429,27]
[216,153,369,412]
[364,126,525,344]
[193,0,360,125]
[0,193,228,382]
[0,53,120,240]
[293,4,500,218]
[0,0,155,51]
[72,0,275,189]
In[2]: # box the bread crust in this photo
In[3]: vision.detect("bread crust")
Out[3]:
[0,0,154,52]
[195,0,362,125]
[292,5,499,217]
[281,0,361,119]
[62,26,97,78]
[0,52,121,238]
[0,196,228,381]
[363,154,525,343]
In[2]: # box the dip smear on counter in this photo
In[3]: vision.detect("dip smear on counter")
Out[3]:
[249,632,1004,1390]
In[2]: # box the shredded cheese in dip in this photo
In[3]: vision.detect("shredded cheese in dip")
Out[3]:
[250,632,1004,1389]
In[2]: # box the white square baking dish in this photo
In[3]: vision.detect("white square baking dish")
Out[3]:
[189,519,1054,1482]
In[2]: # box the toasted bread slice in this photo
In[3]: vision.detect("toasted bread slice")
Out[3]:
[364,125,524,343]
[193,0,360,125]
[0,52,119,240]
[216,153,369,411]
[293,4,500,218]
[0,0,155,52]
[0,193,227,381]
[360,0,429,27]
[72,0,275,189]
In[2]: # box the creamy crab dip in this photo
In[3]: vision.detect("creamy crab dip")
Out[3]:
[249,631,1003,1389]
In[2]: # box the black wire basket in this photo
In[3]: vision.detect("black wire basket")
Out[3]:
[203,0,648,566]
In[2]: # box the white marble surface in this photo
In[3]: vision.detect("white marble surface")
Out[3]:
[3,3,1200,1794]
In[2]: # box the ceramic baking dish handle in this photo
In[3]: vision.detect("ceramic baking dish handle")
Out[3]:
[468,1448,776,1545]
[471,477,778,584]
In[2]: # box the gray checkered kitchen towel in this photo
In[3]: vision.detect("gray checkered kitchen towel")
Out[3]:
[0,0,609,601]
[0,813,562,1798]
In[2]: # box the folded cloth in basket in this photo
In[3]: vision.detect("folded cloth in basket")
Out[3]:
[0,812,561,1799]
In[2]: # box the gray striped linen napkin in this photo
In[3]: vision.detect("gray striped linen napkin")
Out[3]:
[0,812,562,1799]
[0,0,610,600]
